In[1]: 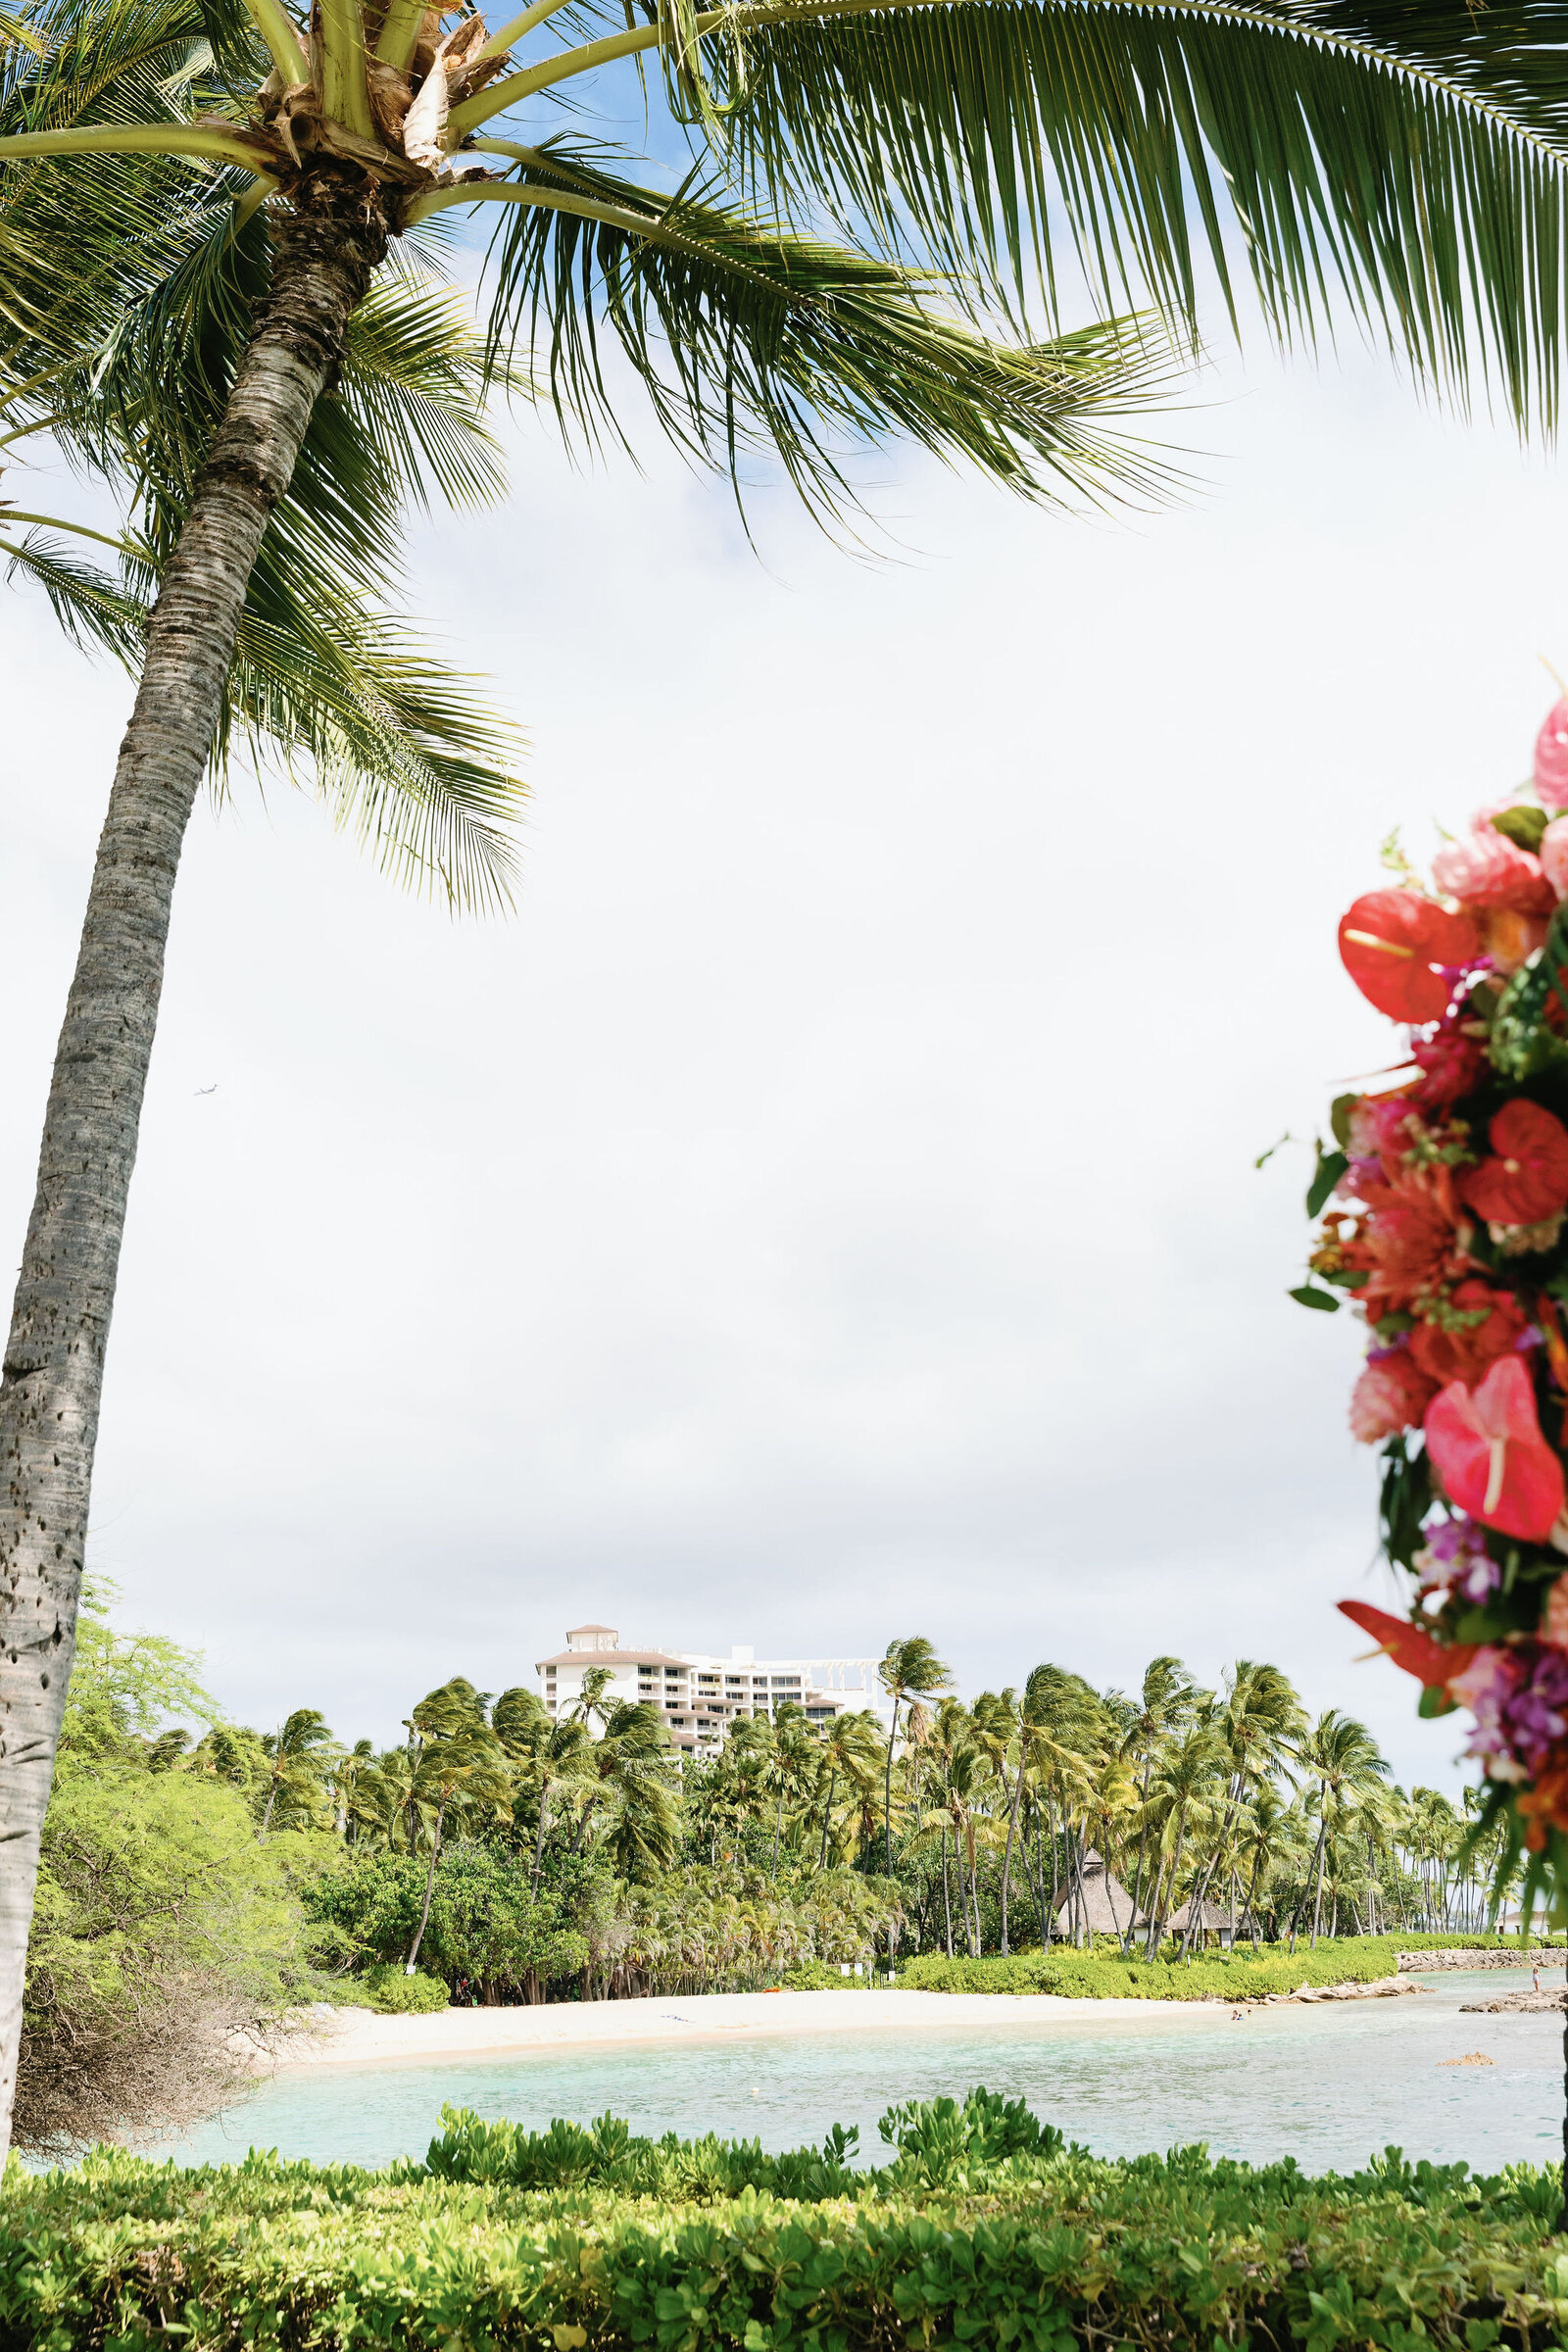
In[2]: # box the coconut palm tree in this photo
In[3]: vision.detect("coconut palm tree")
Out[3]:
[401,1678,512,1969]
[565,1698,680,1878]
[813,1708,882,1872]
[1141,1718,1225,1958]
[256,1706,339,1837]
[1296,1710,1391,1949]
[1116,1657,1196,1950]
[1177,1661,1304,1957]
[877,1637,952,1968]
[5,0,1568,2154]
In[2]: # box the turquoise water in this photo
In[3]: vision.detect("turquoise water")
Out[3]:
[158,1972,1561,2179]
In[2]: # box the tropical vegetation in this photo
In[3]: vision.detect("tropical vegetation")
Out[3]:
[24,1593,1549,2157]
[7,0,1568,2187]
[6,2088,1565,2349]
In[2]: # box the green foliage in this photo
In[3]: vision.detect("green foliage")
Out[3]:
[20,1591,311,2158]
[302,1841,594,1996]
[779,1960,871,1988]
[361,1965,450,2013]
[899,1933,1548,2001]
[6,2102,1564,2349]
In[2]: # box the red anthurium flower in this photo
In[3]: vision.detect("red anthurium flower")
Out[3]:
[1338,1600,1476,1690]
[1424,1353,1566,1541]
[1337,890,1479,1024]
[1458,1100,1568,1227]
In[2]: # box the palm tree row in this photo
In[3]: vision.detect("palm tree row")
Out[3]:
[146,1636,1527,1996]
[865,1649,1519,1958]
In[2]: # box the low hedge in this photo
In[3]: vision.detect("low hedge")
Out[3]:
[898,1933,1553,2001]
[5,2089,1565,2349]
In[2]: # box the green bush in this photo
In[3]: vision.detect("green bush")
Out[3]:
[899,1933,1557,2001]
[5,2091,1564,2349]
[361,1965,449,2014]
[778,1961,877,1990]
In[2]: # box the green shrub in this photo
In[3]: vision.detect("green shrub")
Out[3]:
[778,1961,875,1989]
[5,2092,1563,2349]
[899,1933,1558,2001]
[361,1965,449,2013]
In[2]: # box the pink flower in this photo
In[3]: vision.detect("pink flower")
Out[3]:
[1431,824,1555,914]
[1542,815,1568,900]
[1424,1353,1566,1542]
[1350,1353,1439,1443]
[1537,698,1568,809]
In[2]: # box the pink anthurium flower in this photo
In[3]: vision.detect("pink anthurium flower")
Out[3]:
[1424,1353,1566,1542]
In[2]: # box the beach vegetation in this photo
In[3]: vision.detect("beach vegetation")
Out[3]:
[5,2090,1565,2349]
[16,1590,319,2162]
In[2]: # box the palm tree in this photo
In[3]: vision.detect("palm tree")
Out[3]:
[814,1709,882,1871]
[968,1688,1021,1952]
[565,1698,680,1878]
[257,1706,339,1837]
[877,1636,952,1968]
[564,1665,617,1733]
[3,0,1568,2157]
[401,1679,512,1970]
[1117,1656,1196,1951]
[1296,1710,1391,1949]
[1141,1719,1225,1959]
[1177,1661,1304,1958]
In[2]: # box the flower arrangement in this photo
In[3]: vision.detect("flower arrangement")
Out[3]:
[1309,695,1568,1912]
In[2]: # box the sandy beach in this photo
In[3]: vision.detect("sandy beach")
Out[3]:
[262,1987,1308,2072]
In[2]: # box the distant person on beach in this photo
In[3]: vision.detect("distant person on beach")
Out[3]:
[1534,1964,1542,1993]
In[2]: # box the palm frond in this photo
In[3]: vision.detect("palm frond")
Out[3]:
[471,145,1182,519]
[1,523,142,655]
[226,580,525,915]
[706,0,1568,425]
[11,514,525,909]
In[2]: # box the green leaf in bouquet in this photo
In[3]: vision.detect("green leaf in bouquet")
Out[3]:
[1489,905,1568,1079]
[1288,1285,1340,1312]
[1329,1094,1359,1150]
[1489,807,1550,855]
[1380,1433,1433,1572]
[1305,1148,1349,1218]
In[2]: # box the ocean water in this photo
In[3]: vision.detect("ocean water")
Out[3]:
[152,1970,1566,2179]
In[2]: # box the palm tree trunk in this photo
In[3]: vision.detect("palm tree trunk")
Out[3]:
[531,1786,550,1892]
[0,169,386,2161]
[999,1759,1023,1957]
[259,1776,279,1841]
[818,1766,836,1872]
[941,1820,954,1958]
[1308,1810,1329,1949]
[884,1696,902,1875]
[1124,1756,1153,1956]
[1044,1795,1059,1953]
[407,1796,447,1970]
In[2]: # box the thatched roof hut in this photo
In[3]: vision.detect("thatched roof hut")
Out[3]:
[1163,1894,1250,1942]
[1054,1850,1147,1936]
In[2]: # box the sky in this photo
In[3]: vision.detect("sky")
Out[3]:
[5,286,1568,1792]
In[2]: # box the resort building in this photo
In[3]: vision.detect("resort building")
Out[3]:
[535,1623,885,1757]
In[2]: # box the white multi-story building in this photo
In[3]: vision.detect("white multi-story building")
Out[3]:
[535,1623,885,1757]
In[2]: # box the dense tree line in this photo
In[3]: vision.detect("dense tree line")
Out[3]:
[20,1596,1522,2156]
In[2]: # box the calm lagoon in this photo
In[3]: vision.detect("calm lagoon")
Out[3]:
[157,1971,1563,2178]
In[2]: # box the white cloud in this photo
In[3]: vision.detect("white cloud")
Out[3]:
[3,318,1564,1794]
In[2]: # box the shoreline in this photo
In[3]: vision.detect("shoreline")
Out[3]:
[257,1978,1514,2073]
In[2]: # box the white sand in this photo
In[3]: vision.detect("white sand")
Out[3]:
[260,1987,1262,2072]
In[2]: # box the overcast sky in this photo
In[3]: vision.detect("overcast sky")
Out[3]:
[5,293,1568,1792]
